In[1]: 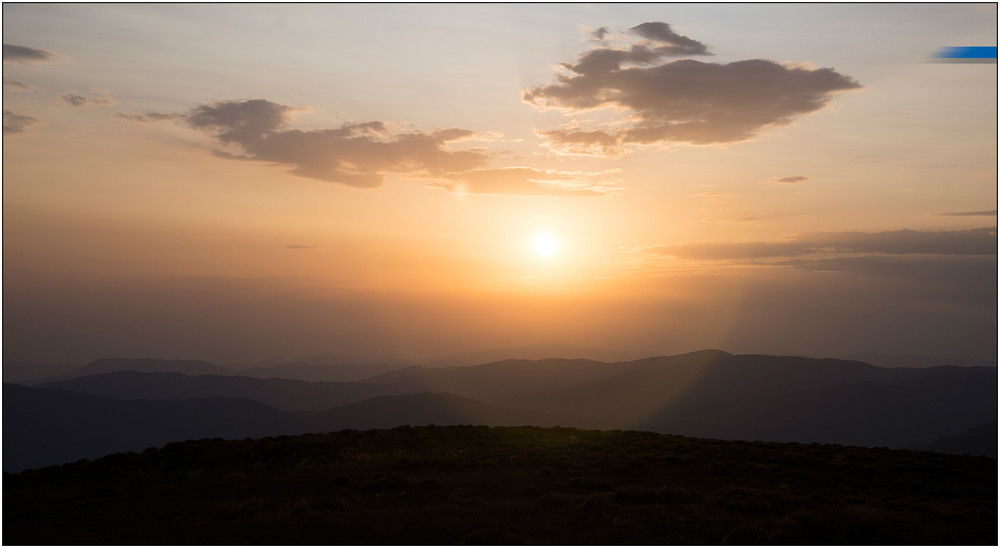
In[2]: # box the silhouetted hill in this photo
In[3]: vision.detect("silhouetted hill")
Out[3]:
[36,371,411,411]
[2,361,80,383]
[4,426,995,545]
[359,358,621,401]
[240,360,405,382]
[27,358,236,385]
[914,423,998,457]
[3,383,298,472]
[845,352,997,368]
[514,355,996,451]
[3,385,575,472]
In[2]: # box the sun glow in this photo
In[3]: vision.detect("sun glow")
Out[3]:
[534,231,559,257]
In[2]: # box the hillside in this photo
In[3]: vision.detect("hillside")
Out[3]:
[3,426,995,545]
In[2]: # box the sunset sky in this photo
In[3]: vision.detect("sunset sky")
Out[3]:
[3,3,996,365]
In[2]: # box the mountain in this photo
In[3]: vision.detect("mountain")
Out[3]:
[845,352,997,368]
[7,350,996,471]
[512,354,996,451]
[22,358,237,385]
[358,357,623,402]
[3,385,574,472]
[2,361,80,383]
[2,383,299,472]
[913,423,998,457]
[35,371,412,411]
[239,360,405,382]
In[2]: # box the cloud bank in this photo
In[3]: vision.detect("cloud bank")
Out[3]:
[525,22,861,155]
[643,227,998,260]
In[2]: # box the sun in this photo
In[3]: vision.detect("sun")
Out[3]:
[534,231,559,257]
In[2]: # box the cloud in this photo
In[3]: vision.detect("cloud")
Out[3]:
[116,111,185,123]
[3,109,39,134]
[643,240,814,260]
[3,43,55,64]
[287,245,316,250]
[937,209,997,217]
[535,127,625,157]
[60,90,115,108]
[432,167,612,197]
[591,26,611,41]
[525,22,861,153]
[124,99,491,188]
[703,217,761,224]
[3,77,33,91]
[642,227,997,260]
[776,175,808,184]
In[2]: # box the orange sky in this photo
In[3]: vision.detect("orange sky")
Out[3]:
[3,4,996,364]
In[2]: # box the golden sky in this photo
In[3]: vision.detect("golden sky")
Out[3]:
[3,3,996,364]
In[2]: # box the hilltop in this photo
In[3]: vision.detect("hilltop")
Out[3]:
[3,426,995,545]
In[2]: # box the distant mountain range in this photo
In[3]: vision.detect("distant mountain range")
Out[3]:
[4,350,996,471]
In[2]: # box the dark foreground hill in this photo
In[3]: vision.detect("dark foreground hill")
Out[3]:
[3,426,995,545]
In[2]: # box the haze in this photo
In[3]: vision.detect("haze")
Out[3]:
[3,3,996,365]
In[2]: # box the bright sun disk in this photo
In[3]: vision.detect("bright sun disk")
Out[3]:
[534,232,558,257]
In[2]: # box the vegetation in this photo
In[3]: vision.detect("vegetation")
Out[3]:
[4,425,995,545]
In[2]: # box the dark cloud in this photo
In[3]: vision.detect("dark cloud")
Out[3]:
[525,22,861,153]
[774,254,997,308]
[3,109,38,134]
[807,227,997,256]
[937,209,997,217]
[125,99,490,188]
[643,227,997,260]
[60,91,114,108]
[629,22,710,56]
[3,43,54,63]
[777,175,808,183]
[433,167,610,197]
[591,27,610,41]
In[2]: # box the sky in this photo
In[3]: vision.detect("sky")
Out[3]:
[3,3,996,365]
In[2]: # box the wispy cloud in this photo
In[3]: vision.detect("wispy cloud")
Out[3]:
[3,43,55,64]
[123,98,491,188]
[60,89,115,108]
[287,245,317,250]
[3,77,34,92]
[432,167,614,197]
[3,109,39,134]
[776,175,808,184]
[525,21,861,155]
